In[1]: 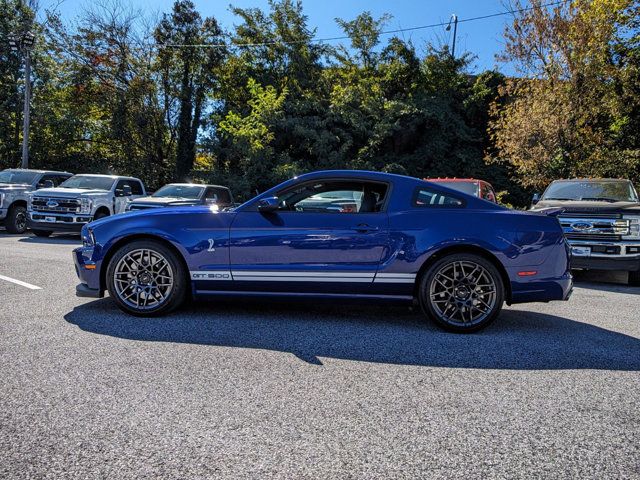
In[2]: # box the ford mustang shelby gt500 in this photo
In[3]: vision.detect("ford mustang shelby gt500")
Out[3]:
[73,170,572,332]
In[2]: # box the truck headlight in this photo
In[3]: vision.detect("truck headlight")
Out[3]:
[623,215,640,239]
[79,197,92,214]
[0,193,4,208]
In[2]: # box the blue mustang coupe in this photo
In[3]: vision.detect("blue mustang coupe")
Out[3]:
[73,170,572,332]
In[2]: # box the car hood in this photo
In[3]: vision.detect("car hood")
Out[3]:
[32,187,109,197]
[130,196,200,206]
[533,199,640,214]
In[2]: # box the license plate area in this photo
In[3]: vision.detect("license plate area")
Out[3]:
[571,246,591,257]
[45,216,57,223]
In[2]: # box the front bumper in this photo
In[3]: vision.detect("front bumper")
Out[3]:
[73,245,104,297]
[568,240,640,272]
[27,211,93,232]
[0,207,7,221]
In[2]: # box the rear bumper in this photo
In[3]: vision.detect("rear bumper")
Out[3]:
[509,272,573,305]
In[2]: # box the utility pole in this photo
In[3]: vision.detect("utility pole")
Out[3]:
[446,14,458,59]
[8,31,35,169]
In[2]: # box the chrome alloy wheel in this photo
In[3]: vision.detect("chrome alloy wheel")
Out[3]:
[428,260,497,326]
[15,211,27,232]
[113,248,174,310]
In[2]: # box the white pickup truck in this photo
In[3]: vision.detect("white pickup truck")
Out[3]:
[27,174,146,237]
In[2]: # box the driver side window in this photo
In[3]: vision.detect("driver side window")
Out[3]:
[276,181,388,213]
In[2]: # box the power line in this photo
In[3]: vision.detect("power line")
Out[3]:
[159,0,569,49]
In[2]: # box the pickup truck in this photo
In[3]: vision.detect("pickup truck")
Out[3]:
[126,183,234,211]
[0,169,73,234]
[531,178,640,285]
[27,174,146,237]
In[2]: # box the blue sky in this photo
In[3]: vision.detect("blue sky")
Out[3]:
[40,0,518,74]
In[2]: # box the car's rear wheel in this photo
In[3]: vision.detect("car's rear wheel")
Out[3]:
[106,240,187,316]
[32,229,52,237]
[6,205,27,234]
[418,253,504,333]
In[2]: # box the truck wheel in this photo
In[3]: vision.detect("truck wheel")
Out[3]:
[629,270,640,287]
[32,230,52,237]
[106,240,187,316]
[5,205,28,234]
[418,253,504,333]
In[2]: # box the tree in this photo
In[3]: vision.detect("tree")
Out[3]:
[488,0,640,189]
[154,0,225,181]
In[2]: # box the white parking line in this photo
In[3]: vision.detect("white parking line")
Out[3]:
[0,274,42,290]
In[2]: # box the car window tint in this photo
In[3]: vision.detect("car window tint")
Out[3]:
[414,188,463,207]
[206,188,231,204]
[130,181,144,195]
[277,181,388,213]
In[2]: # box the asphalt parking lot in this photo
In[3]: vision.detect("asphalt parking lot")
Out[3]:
[0,232,639,479]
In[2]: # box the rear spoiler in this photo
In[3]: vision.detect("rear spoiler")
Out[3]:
[532,206,565,217]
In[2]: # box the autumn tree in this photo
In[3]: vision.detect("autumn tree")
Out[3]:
[489,0,640,189]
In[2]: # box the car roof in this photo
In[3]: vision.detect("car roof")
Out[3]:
[3,168,72,175]
[551,178,632,183]
[163,183,228,189]
[426,178,484,183]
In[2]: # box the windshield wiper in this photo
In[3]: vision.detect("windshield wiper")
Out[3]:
[579,197,620,203]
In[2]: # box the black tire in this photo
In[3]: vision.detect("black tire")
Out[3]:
[106,239,187,316]
[32,229,52,237]
[418,253,505,333]
[94,211,109,220]
[629,270,640,287]
[5,204,28,234]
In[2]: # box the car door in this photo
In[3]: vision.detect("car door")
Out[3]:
[228,179,391,294]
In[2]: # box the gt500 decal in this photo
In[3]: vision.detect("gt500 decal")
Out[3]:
[190,271,232,280]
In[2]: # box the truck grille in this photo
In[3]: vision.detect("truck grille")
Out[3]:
[559,216,629,237]
[31,197,81,213]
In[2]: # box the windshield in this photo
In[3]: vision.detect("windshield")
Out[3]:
[542,180,639,202]
[0,170,39,185]
[153,184,204,199]
[60,175,115,191]
[435,181,479,196]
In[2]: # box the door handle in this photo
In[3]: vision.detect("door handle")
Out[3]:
[352,224,379,233]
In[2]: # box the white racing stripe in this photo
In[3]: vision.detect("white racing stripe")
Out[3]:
[0,274,42,290]
[190,270,417,284]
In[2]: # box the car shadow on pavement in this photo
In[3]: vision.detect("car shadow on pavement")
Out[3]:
[15,234,81,244]
[64,298,640,370]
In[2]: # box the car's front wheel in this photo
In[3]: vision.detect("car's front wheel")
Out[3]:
[106,240,187,316]
[5,205,27,234]
[418,253,504,333]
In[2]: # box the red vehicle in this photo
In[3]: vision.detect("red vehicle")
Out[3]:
[425,178,497,203]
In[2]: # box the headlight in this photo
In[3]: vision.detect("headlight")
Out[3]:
[623,215,640,239]
[79,197,92,214]
[82,227,96,247]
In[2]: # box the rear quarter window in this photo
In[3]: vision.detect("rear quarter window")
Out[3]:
[413,187,464,208]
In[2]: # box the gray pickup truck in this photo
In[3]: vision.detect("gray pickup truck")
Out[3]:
[531,178,640,285]
[0,169,73,234]
[27,174,146,237]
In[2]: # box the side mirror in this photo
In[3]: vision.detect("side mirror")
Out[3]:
[531,193,540,205]
[258,196,279,212]
[122,185,132,197]
[38,179,54,189]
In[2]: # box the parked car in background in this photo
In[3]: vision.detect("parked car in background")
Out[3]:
[531,178,640,285]
[0,169,72,234]
[27,174,146,237]
[425,178,497,203]
[126,183,234,212]
[73,170,572,333]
